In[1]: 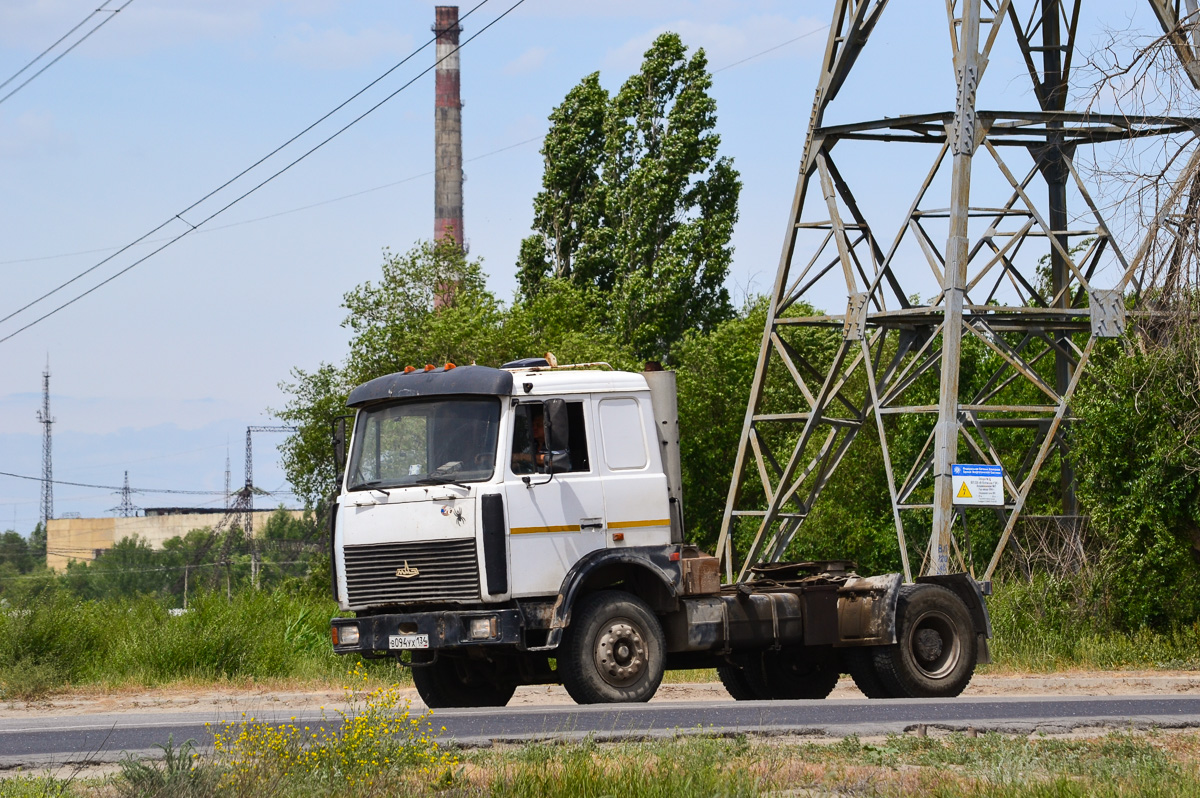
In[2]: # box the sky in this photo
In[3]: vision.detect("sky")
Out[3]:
[0,0,1170,533]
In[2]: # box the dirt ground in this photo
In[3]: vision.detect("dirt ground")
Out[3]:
[5,670,1200,720]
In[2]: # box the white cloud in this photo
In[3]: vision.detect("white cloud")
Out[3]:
[0,111,73,159]
[605,14,826,73]
[273,23,415,70]
[0,0,270,57]
[503,46,550,76]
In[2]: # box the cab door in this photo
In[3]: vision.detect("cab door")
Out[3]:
[504,397,606,596]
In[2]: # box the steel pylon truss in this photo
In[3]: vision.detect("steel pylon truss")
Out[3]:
[717,0,1200,583]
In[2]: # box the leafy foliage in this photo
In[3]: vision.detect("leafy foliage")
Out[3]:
[1071,339,1200,628]
[517,32,740,361]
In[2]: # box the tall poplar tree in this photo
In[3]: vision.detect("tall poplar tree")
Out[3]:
[517,33,741,361]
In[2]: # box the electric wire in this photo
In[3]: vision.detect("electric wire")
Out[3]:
[0,21,820,271]
[0,0,134,107]
[0,0,499,333]
[712,24,829,73]
[0,469,290,496]
[8,558,314,578]
[0,1,115,92]
[0,135,543,267]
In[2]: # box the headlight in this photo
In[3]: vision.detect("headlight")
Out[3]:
[333,624,360,645]
[469,616,497,640]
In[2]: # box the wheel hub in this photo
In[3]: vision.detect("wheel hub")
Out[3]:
[906,610,960,679]
[915,628,944,662]
[594,621,646,686]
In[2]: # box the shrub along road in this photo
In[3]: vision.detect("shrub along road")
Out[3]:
[5,691,1200,769]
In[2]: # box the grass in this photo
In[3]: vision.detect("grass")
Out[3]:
[985,577,1200,672]
[6,575,1200,701]
[10,728,1200,797]
[0,589,406,700]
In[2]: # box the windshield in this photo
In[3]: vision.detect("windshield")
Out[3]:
[347,397,500,490]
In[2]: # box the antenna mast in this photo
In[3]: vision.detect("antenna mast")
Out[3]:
[36,358,54,529]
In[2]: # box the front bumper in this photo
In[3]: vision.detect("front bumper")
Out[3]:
[332,608,525,655]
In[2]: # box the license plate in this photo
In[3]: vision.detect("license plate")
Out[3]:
[389,634,429,650]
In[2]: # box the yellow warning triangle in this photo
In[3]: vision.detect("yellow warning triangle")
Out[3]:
[957,482,973,499]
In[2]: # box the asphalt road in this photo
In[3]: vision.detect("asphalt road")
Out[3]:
[4,696,1200,768]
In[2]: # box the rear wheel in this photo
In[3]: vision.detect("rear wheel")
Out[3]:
[872,584,977,698]
[411,656,516,708]
[560,591,665,704]
[720,647,840,700]
[717,662,758,700]
[842,647,892,699]
[746,647,840,700]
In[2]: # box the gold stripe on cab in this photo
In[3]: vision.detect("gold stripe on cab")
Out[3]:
[509,524,581,535]
[607,519,670,529]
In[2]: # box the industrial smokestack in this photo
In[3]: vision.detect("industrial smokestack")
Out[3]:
[434,6,463,250]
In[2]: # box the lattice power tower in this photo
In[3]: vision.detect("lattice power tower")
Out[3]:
[717,1,1200,582]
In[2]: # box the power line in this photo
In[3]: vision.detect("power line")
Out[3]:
[0,135,544,267]
[712,24,830,73]
[11,558,314,579]
[0,0,134,107]
[0,0,524,344]
[0,21,825,271]
[0,469,290,496]
[0,1,114,91]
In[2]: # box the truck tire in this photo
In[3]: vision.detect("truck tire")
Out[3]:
[560,590,665,704]
[411,657,516,708]
[871,584,976,698]
[841,647,892,699]
[719,648,839,700]
[717,662,758,700]
[745,647,840,700]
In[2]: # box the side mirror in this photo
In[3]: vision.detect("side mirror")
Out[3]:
[332,417,348,474]
[544,398,571,474]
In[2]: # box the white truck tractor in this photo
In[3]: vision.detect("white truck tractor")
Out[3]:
[328,358,991,707]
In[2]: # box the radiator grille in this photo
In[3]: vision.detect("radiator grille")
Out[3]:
[343,538,479,605]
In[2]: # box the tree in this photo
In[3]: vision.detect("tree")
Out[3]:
[29,523,46,566]
[517,32,741,361]
[0,531,32,574]
[278,239,637,507]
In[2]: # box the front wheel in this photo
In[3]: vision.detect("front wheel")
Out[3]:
[871,584,977,698]
[560,590,666,704]
[411,656,516,708]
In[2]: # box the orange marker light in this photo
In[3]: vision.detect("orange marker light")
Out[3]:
[404,366,416,374]
[445,362,456,370]
[424,364,435,372]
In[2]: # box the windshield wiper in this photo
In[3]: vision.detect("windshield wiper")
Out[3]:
[353,480,393,495]
[414,476,470,489]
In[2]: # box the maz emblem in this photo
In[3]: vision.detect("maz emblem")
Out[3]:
[395,561,419,579]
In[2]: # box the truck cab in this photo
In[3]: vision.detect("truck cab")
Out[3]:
[329,360,991,708]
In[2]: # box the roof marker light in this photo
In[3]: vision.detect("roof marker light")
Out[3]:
[424,364,435,372]
[445,362,456,370]
[404,366,416,374]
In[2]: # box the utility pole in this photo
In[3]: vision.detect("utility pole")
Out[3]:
[717,0,1198,584]
[36,358,54,530]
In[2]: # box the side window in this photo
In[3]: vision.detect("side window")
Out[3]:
[510,401,589,474]
[598,398,648,470]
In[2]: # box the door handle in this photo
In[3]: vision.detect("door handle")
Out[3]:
[579,518,604,530]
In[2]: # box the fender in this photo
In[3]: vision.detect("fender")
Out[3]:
[917,572,993,664]
[536,545,683,651]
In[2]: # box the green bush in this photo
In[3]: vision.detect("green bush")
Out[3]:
[0,588,353,697]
